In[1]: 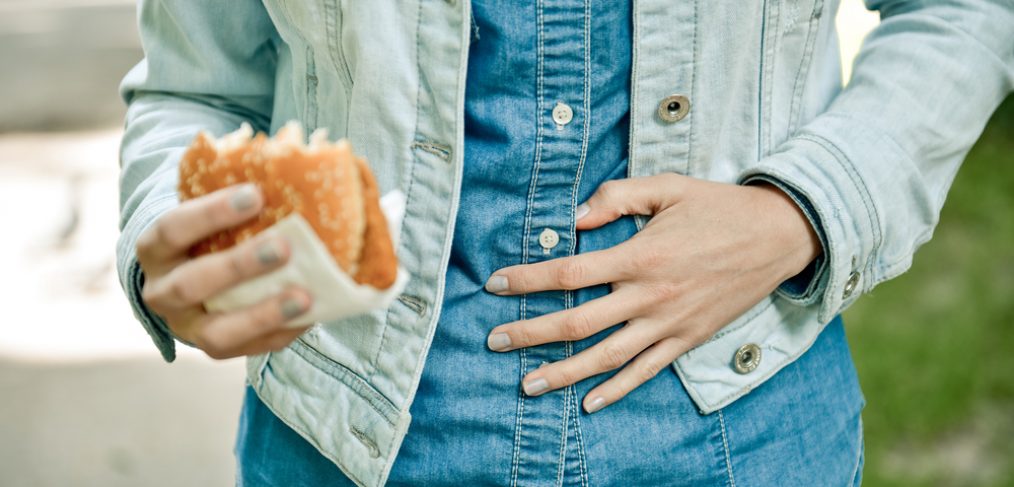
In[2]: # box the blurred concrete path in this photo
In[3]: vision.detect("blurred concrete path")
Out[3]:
[0,129,246,486]
[0,356,245,487]
[0,0,142,131]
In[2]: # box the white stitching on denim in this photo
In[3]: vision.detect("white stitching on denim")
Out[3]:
[718,411,736,487]
[786,0,823,136]
[510,346,527,487]
[411,140,452,161]
[511,0,546,479]
[687,0,700,175]
[370,0,425,382]
[556,384,571,486]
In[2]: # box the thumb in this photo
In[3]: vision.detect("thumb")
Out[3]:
[575,174,684,230]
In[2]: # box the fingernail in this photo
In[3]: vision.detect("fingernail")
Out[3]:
[257,240,284,266]
[575,203,590,221]
[484,275,509,294]
[487,332,512,351]
[585,396,606,413]
[281,297,307,319]
[230,184,259,211]
[523,377,549,396]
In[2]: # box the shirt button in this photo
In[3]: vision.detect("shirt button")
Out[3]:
[657,94,690,123]
[843,271,861,299]
[539,228,560,250]
[733,343,761,374]
[552,102,573,126]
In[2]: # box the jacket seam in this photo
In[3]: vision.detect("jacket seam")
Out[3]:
[250,383,371,487]
[690,309,830,410]
[291,339,398,424]
[687,0,700,175]
[571,380,590,487]
[718,410,736,487]
[795,130,883,294]
[370,0,426,384]
[786,0,822,135]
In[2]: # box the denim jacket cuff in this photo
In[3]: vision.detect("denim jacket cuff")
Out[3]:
[741,174,829,306]
[116,194,180,362]
[738,129,880,324]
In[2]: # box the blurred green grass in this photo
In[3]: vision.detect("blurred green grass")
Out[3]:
[845,95,1014,487]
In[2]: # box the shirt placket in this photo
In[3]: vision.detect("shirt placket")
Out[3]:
[511,0,590,485]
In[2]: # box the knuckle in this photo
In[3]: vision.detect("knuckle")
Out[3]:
[135,231,157,259]
[598,180,620,201]
[636,359,665,384]
[554,260,585,289]
[226,248,250,280]
[632,245,667,272]
[203,347,229,361]
[153,219,183,251]
[643,281,679,303]
[168,279,197,306]
[599,343,630,371]
[196,332,228,360]
[554,366,579,388]
[250,304,283,332]
[561,311,594,340]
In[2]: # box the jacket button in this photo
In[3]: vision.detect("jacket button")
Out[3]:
[733,343,761,374]
[843,271,861,299]
[657,94,690,123]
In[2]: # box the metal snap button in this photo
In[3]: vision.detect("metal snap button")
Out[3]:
[539,228,560,250]
[843,271,861,299]
[733,343,762,374]
[552,102,574,127]
[657,94,690,123]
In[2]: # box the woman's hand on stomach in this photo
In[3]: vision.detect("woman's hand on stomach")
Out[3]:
[484,173,821,413]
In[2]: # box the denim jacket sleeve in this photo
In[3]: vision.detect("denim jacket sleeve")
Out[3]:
[116,0,278,362]
[739,0,1014,322]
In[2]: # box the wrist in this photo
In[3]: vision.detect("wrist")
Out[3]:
[749,182,822,280]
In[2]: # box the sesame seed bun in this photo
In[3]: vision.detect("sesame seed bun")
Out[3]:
[177,122,399,289]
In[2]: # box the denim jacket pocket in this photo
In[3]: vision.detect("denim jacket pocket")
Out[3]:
[759,0,829,156]
[322,0,355,96]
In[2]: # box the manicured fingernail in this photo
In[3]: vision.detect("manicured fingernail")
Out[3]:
[281,297,307,319]
[523,377,549,396]
[230,184,260,211]
[575,203,590,221]
[257,239,284,266]
[585,396,606,413]
[487,332,512,351]
[485,275,509,293]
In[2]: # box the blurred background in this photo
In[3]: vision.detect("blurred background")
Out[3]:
[0,1,1009,486]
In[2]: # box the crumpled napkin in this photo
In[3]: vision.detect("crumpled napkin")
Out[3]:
[203,190,409,327]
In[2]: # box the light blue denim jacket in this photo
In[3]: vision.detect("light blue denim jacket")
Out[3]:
[117,1,1013,485]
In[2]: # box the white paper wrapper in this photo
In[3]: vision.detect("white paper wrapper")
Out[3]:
[203,191,409,327]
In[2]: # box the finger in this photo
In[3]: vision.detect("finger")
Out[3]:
[228,326,312,357]
[192,287,312,360]
[487,288,642,351]
[575,174,685,230]
[485,246,636,296]
[136,183,263,262]
[582,335,692,413]
[519,323,659,397]
[143,234,290,309]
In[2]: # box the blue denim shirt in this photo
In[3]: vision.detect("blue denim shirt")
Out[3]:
[118,0,1014,484]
